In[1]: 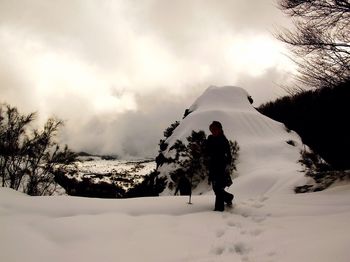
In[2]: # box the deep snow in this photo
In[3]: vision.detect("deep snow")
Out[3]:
[1,86,350,262]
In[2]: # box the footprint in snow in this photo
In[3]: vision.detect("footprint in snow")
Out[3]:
[259,196,269,202]
[250,228,263,236]
[212,246,225,255]
[229,242,251,255]
[240,228,262,236]
[251,216,266,223]
[252,203,264,208]
[216,229,225,238]
[241,212,250,218]
[240,230,247,235]
[227,220,241,228]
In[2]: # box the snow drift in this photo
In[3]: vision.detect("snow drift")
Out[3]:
[159,86,307,197]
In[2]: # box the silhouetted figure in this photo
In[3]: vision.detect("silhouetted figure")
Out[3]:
[206,121,234,211]
[174,176,192,196]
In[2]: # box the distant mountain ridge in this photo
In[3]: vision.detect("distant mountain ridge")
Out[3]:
[76,151,119,161]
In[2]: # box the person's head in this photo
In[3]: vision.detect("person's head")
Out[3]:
[209,121,223,136]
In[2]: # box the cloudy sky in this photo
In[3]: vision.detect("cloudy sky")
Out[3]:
[0,0,296,158]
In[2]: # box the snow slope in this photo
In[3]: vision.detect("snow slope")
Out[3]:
[1,86,350,262]
[159,86,307,196]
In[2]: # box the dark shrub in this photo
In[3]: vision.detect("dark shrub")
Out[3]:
[0,104,77,196]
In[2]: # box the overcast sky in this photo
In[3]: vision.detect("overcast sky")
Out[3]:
[0,0,296,158]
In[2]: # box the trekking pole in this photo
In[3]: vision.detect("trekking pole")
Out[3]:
[188,174,193,205]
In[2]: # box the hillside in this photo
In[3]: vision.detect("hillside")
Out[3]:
[158,86,308,197]
[258,81,350,170]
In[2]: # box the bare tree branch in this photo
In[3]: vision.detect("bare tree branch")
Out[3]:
[277,0,350,90]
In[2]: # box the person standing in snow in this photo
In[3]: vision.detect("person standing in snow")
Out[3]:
[206,121,234,211]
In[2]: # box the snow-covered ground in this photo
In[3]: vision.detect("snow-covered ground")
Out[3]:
[1,185,350,262]
[1,86,349,261]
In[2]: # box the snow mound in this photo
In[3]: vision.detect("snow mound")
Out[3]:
[159,86,307,197]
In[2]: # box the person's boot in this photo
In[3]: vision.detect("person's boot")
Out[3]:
[214,199,224,211]
[226,194,234,207]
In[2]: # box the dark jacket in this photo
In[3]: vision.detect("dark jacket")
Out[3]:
[206,134,232,182]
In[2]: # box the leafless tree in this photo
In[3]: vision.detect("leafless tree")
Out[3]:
[277,0,350,89]
[0,104,77,195]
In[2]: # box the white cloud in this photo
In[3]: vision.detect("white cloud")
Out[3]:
[0,0,296,157]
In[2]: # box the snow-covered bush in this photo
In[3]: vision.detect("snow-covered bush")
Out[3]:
[228,140,240,176]
[163,121,180,139]
[125,170,166,198]
[295,149,350,193]
[158,121,180,157]
[168,130,208,190]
